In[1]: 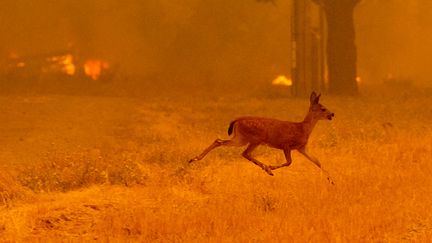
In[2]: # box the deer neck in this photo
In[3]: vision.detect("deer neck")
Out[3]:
[302,111,319,137]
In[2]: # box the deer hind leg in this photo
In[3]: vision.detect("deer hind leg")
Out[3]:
[189,138,246,163]
[242,143,274,176]
[269,148,292,170]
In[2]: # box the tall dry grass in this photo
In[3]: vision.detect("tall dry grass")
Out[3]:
[0,89,431,241]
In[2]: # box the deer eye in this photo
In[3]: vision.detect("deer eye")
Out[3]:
[321,108,326,111]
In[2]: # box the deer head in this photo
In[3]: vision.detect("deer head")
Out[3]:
[309,92,335,120]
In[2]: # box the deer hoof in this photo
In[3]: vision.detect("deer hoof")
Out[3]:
[264,166,274,176]
[188,157,198,163]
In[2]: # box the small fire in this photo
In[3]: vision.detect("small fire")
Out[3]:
[6,50,110,80]
[272,75,293,86]
[84,59,110,80]
[62,54,76,76]
[46,54,76,75]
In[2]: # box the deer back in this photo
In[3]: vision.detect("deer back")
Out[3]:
[233,117,308,149]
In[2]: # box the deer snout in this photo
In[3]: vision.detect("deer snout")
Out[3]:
[327,113,335,120]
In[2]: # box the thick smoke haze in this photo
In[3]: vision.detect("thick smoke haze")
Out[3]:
[0,0,431,90]
[356,0,432,86]
[0,0,291,90]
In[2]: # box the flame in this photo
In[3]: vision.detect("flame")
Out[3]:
[46,54,76,75]
[62,54,76,76]
[356,76,361,84]
[272,75,293,86]
[84,59,109,80]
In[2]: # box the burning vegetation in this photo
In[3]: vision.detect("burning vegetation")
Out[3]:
[272,75,292,87]
[4,51,112,82]
[84,59,110,81]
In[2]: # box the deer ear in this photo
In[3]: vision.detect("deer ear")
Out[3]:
[315,93,321,103]
[310,92,317,104]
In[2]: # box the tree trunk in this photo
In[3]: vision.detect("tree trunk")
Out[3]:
[324,1,358,95]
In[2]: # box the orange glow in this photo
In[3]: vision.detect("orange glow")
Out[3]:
[272,75,293,86]
[356,76,361,84]
[46,54,76,75]
[62,54,76,76]
[8,51,19,59]
[84,59,110,80]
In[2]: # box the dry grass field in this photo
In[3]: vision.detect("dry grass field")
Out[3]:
[0,88,431,242]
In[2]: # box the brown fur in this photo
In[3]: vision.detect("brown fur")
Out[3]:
[189,92,335,183]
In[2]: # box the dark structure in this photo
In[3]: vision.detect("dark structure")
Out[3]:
[262,0,360,95]
[291,0,326,96]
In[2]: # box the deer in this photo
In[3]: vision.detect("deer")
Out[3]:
[189,92,335,183]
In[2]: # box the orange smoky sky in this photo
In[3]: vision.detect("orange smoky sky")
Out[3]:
[0,0,431,87]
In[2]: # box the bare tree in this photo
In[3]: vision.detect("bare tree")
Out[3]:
[260,0,361,95]
[314,0,360,95]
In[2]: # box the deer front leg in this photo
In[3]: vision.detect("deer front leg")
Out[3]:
[269,148,292,170]
[242,144,274,176]
[298,146,334,185]
[297,147,321,168]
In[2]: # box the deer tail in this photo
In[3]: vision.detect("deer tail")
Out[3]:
[228,120,237,135]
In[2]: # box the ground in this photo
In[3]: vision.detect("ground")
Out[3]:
[0,88,431,242]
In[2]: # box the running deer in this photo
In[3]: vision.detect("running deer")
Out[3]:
[189,92,335,182]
